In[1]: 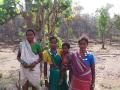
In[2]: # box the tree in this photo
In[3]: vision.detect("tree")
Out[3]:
[96,4,112,49]
[21,0,72,39]
[0,0,20,25]
[0,0,72,49]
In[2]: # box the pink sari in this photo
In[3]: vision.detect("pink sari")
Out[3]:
[69,52,92,90]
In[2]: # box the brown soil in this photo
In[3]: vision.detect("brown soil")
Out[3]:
[0,42,120,90]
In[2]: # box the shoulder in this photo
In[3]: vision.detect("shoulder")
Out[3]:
[43,50,49,59]
[87,52,95,62]
[87,52,94,57]
[43,50,48,55]
[57,49,62,55]
[57,49,62,52]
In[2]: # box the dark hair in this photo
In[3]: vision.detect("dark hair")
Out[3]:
[49,36,58,42]
[62,43,70,49]
[26,29,35,36]
[78,37,89,44]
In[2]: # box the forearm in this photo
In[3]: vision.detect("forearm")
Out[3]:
[91,66,95,86]
[17,49,21,62]
[17,57,21,61]
[44,62,47,79]
[38,52,43,62]
[92,72,95,85]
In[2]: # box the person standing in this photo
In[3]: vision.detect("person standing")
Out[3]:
[17,29,42,90]
[64,37,95,90]
[43,36,62,90]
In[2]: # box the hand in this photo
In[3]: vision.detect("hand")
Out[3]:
[68,80,71,85]
[23,64,30,68]
[28,62,36,71]
[45,80,49,87]
[90,85,95,90]
[90,87,94,90]
[30,61,38,68]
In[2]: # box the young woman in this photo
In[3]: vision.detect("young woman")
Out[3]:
[17,29,42,90]
[64,37,95,90]
[43,36,62,90]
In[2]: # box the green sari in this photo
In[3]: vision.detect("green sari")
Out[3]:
[31,42,41,54]
[60,71,68,90]
[48,50,61,90]
[48,50,68,90]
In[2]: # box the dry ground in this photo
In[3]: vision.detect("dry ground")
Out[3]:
[0,42,120,90]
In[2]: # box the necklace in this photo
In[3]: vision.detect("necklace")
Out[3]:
[78,51,88,61]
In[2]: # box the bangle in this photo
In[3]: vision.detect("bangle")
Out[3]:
[44,78,48,81]
[44,77,48,80]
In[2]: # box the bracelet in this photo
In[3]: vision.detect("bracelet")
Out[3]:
[45,78,48,81]
[44,77,48,80]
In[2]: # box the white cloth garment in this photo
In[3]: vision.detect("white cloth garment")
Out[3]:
[20,40,41,90]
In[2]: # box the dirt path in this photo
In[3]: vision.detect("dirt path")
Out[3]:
[0,42,120,90]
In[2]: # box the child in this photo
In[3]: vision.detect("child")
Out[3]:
[59,43,71,90]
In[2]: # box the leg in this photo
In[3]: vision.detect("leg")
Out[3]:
[22,80,29,90]
[32,85,37,90]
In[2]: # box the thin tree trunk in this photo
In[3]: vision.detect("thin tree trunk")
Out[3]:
[102,33,105,49]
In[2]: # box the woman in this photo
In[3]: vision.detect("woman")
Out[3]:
[65,37,95,90]
[43,36,62,90]
[17,29,42,90]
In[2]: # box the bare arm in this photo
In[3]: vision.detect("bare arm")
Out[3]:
[90,64,95,90]
[17,49,21,61]
[44,62,48,87]
[44,62,47,79]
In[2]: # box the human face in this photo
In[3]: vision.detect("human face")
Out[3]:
[78,40,88,52]
[49,39,57,49]
[62,45,69,53]
[26,31,35,42]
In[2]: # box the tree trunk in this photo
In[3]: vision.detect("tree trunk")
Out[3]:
[22,0,33,29]
[101,33,106,49]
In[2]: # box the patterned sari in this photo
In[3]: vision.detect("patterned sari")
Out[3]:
[69,52,92,90]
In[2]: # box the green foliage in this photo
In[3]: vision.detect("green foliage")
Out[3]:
[96,7,110,37]
[18,31,25,40]
[55,35,62,49]
[21,0,72,36]
[0,0,20,25]
[0,0,71,47]
[58,0,72,17]
[96,5,112,49]
[0,0,4,5]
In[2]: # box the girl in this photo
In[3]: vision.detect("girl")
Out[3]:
[43,36,62,90]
